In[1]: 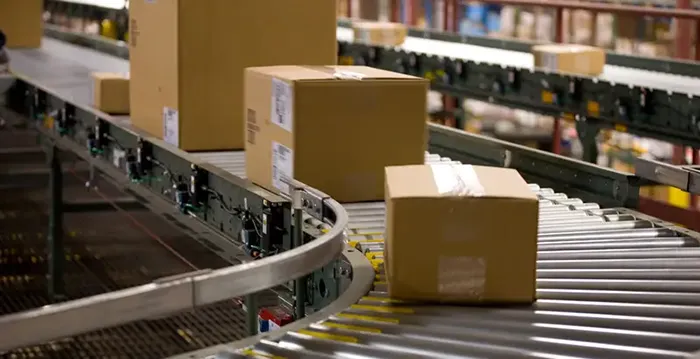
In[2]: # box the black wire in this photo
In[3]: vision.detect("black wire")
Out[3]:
[105,134,126,151]
[150,157,178,185]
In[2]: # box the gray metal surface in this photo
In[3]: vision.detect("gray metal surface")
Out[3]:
[177,153,700,359]
[7,37,128,107]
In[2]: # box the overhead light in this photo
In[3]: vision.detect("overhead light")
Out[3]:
[54,0,127,10]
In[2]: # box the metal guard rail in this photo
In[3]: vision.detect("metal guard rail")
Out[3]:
[0,185,349,352]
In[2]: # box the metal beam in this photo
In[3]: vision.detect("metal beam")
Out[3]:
[47,145,65,301]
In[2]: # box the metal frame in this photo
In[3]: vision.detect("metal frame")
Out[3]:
[0,73,350,353]
[634,157,700,194]
[428,123,640,208]
[166,245,376,359]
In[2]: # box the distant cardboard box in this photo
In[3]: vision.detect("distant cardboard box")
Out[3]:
[532,44,606,77]
[352,21,408,47]
[92,72,130,115]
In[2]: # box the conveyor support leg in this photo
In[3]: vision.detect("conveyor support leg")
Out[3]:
[293,204,307,320]
[47,144,65,301]
[245,294,258,336]
[576,119,600,164]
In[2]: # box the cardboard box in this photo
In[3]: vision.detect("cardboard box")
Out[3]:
[532,44,606,76]
[92,72,130,115]
[245,65,428,203]
[0,0,43,48]
[384,164,539,303]
[128,0,337,151]
[352,21,408,47]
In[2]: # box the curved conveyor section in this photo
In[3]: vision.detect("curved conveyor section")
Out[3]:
[180,153,700,359]
[0,179,350,353]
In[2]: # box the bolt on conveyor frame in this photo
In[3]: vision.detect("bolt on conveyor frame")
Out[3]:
[0,27,666,352]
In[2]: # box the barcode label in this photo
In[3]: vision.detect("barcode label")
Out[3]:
[246,108,259,145]
[163,107,179,147]
[271,141,293,194]
[270,78,293,133]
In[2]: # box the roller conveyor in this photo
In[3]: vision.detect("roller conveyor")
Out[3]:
[5,28,700,359]
[195,152,700,359]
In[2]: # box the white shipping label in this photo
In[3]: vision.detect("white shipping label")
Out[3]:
[270,78,293,133]
[272,141,294,194]
[163,107,179,147]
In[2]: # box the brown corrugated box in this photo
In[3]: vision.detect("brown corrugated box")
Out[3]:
[0,0,43,48]
[245,65,428,203]
[352,21,408,47]
[532,44,606,76]
[384,164,539,303]
[128,0,337,151]
[91,72,130,115]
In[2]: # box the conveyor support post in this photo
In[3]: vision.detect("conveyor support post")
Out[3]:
[47,144,65,301]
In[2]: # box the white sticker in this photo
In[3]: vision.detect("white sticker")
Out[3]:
[163,107,179,147]
[271,141,294,194]
[270,78,293,133]
[112,148,126,168]
[269,320,281,331]
[542,53,558,72]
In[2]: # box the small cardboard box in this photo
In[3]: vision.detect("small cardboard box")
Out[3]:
[532,44,606,76]
[352,21,408,47]
[0,0,43,48]
[245,65,428,203]
[129,0,337,151]
[384,164,539,303]
[92,72,130,115]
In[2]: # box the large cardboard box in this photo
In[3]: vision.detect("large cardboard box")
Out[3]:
[352,21,407,47]
[384,164,539,303]
[0,0,43,48]
[532,44,606,76]
[91,72,130,115]
[245,65,428,203]
[128,0,337,151]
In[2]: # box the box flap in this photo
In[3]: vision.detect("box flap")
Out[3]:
[246,65,419,82]
[386,164,536,200]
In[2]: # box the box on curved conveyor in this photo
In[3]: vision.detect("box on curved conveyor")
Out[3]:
[245,65,429,203]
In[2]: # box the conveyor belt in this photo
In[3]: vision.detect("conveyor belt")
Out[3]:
[7,28,700,117]
[194,152,700,359]
[335,28,700,96]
